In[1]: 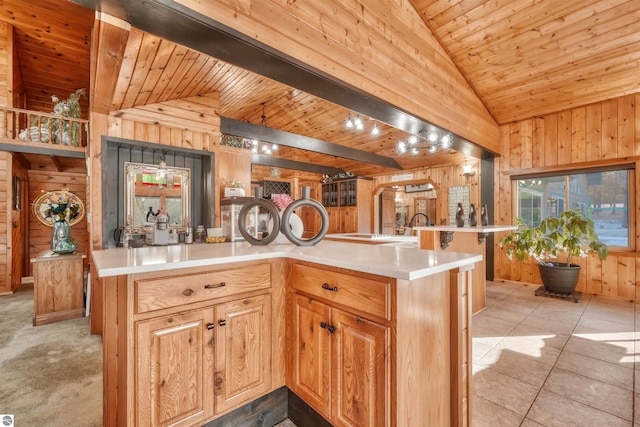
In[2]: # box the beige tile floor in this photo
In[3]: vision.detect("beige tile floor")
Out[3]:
[473,281,639,426]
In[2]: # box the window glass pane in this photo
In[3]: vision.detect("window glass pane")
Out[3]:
[515,169,630,248]
[569,170,629,247]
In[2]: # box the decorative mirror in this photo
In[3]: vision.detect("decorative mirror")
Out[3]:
[124,162,191,233]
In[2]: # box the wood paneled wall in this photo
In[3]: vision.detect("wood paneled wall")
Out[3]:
[28,170,89,272]
[0,22,10,107]
[494,94,640,301]
[0,152,10,293]
[174,0,499,153]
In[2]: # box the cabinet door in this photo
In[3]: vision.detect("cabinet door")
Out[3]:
[136,308,215,427]
[340,206,358,233]
[331,308,389,427]
[214,294,272,414]
[327,207,341,234]
[290,294,332,419]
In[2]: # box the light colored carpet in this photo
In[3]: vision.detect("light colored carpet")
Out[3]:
[0,283,102,427]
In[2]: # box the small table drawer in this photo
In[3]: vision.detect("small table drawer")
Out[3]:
[136,263,271,313]
[291,263,390,320]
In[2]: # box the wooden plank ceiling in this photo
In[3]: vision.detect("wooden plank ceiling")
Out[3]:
[2,0,639,174]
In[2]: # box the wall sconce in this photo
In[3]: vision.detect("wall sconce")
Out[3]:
[462,165,476,182]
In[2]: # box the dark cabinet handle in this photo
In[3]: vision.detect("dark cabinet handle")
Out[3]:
[219,319,226,327]
[182,288,194,296]
[322,283,339,292]
[207,323,215,330]
[327,325,336,334]
[205,282,226,289]
[320,321,328,329]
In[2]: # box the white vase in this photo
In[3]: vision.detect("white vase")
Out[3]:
[270,211,304,244]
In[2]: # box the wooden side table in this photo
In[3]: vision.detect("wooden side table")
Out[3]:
[31,250,86,326]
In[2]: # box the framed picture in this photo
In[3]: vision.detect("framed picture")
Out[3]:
[13,176,21,211]
[405,183,434,193]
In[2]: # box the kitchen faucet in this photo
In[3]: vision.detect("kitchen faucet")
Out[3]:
[408,212,430,227]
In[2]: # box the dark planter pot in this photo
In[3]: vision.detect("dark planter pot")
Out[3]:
[538,262,581,294]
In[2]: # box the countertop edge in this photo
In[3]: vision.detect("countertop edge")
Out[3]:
[92,241,483,281]
[413,225,518,232]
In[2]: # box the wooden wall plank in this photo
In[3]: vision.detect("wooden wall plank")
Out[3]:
[618,94,635,158]
[532,118,544,169]
[585,253,602,295]
[542,113,558,167]
[571,107,586,164]
[601,99,618,159]
[601,256,619,297]
[635,94,640,156]
[617,256,636,299]
[585,103,602,162]
[557,110,572,165]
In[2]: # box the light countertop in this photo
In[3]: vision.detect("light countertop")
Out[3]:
[413,225,518,233]
[92,240,482,281]
[325,233,418,242]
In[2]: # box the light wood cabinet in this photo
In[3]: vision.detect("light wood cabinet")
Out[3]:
[100,255,474,427]
[289,295,331,419]
[331,308,387,427]
[288,264,389,427]
[31,251,85,326]
[327,207,340,234]
[136,294,272,425]
[321,178,373,233]
[214,294,272,414]
[116,261,276,427]
[136,307,215,427]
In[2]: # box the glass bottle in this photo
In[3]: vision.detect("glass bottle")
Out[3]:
[195,225,206,243]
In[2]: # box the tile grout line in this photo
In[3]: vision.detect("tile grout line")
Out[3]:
[518,292,591,426]
[520,294,640,425]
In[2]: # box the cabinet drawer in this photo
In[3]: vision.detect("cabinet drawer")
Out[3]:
[291,264,390,320]
[136,263,271,313]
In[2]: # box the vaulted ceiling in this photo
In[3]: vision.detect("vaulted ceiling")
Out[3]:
[2,0,639,174]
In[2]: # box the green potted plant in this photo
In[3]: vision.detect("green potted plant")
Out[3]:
[499,209,608,294]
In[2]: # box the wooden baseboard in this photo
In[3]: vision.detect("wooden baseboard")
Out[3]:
[33,308,85,326]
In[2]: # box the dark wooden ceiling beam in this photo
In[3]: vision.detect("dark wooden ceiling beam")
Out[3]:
[71,0,496,160]
[222,117,401,170]
[251,154,345,176]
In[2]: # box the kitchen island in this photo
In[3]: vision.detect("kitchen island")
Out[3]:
[92,240,481,427]
[413,225,516,314]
